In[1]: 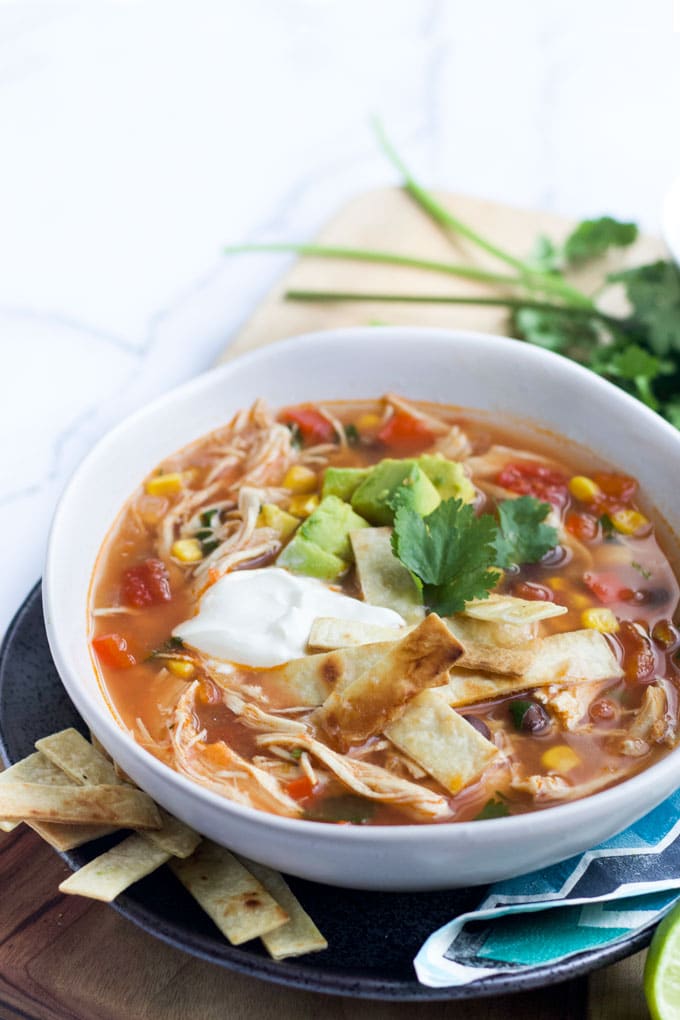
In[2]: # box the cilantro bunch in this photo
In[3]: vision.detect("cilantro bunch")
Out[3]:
[390,496,557,616]
[227,123,680,430]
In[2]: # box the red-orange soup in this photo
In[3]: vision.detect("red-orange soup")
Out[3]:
[90,397,680,825]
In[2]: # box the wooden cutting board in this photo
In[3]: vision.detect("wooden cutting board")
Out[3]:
[1,188,664,1020]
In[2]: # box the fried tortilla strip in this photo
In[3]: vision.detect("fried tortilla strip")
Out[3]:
[308,617,409,652]
[385,689,499,794]
[463,594,567,625]
[59,833,172,902]
[267,643,393,707]
[37,728,200,857]
[0,783,162,829]
[446,629,623,707]
[351,527,424,624]
[446,622,533,676]
[239,857,328,959]
[170,840,289,946]
[0,752,115,846]
[316,614,464,750]
[522,629,622,687]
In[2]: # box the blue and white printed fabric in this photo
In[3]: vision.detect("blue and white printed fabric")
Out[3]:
[415,790,680,987]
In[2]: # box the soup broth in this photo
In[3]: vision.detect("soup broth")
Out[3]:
[90,397,680,825]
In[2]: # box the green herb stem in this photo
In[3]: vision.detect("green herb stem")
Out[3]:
[224,243,521,289]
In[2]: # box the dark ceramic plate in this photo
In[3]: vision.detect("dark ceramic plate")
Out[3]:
[0,584,655,1001]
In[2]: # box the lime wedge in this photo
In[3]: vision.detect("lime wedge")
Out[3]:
[645,901,680,1019]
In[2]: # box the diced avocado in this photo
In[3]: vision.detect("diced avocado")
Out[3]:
[300,495,370,560]
[351,459,441,526]
[277,533,346,581]
[417,454,476,504]
[257,503,299,540]
[322,466,370,502]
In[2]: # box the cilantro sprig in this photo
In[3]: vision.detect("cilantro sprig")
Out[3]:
[227,123,680,431]
[391,496,557,616]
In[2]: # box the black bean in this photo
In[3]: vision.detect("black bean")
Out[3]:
[515,702,551,734]
[462,715,492,741]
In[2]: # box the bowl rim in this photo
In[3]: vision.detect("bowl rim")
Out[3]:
[43,325,680,845]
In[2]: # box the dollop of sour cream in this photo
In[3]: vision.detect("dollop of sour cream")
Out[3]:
[173,567,404,668]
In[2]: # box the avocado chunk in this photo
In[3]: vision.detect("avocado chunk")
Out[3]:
[417,454,476,504]
[351,459,441,526]
[300,495,370,560]
[277,533,346,581]
[322,466,370,502]
[257,503,299,540]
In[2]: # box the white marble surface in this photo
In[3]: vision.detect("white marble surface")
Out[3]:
[1,0,679,639]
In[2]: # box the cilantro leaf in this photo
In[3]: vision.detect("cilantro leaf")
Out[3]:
[608,261,680,355]
[475,797,510,820]
[563,216,638,265]
[663,398,680,430]
[590,342,672,411]
[529,235,563,274]
[512,306,602,357]
[493,497,558,569]
[391,499,500,616]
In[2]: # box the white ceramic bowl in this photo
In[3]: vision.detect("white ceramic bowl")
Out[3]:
[44,327,680,891]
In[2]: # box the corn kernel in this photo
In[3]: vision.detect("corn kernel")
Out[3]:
[581,607,619,633]
[166,659,196,679]
[610,509,649,536]
[171,538,204,562]
[568,475,600,502]
[282,465,318,494]
[257,503,299,540]
[547,576,567,591]
[569,593,593,611]
[356,412,382,431]
[145,472,184,497]
[541,745,580,773]
[289,493,320,518]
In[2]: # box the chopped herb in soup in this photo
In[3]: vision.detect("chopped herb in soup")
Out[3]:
[90,396,680,824]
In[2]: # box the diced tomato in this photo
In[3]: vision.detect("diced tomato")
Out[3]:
[616,621,657,683]
[497,461,568,507]
[280,406,336,445]
[584,571,627,604]
[92,633,136,669]
[121,558,172,608]
[593,472,637,503]
[286,775,315,800]
[376,411,435,453]
[565,511,599,543]
[512,581,554,602]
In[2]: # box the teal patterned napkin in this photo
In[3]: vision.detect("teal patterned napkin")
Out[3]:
[415,790,680,986]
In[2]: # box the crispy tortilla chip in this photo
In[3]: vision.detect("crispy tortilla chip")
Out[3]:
[0,751,116,847]
[316,614,463,750]
[351,527,424,624]
[385,689,499,794]
[36,728,199,856]
[464,594,567,625]
[0,783,162,829]
[267,642,393,706]
[308,617,408,651]
[446,670,535,707]
[523,629,622,686]
[446,620,533,676]
[59,833,172,901]
[447,616,538,656]
[239,857,327,959]
[170,840,288,945]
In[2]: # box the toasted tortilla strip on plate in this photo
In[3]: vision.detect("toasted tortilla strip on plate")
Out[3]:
[170,840,289,945]
[0,751,116,847]
[317,614,463,750]
[0,783,162,829]
[239,857,327,959]
[385,689,499,794]
[464,594,567,625]
[59,833,172,902]
[308,617,408,651]
[351,527,424,624]
[36,728,199,857]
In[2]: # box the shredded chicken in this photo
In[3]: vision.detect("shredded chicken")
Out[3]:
[535,683,603,731]
[511,770,627,802]
[429,424,472,460]
[256,732,451,820]
[618,683,675,757]
[191,486,280,583]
